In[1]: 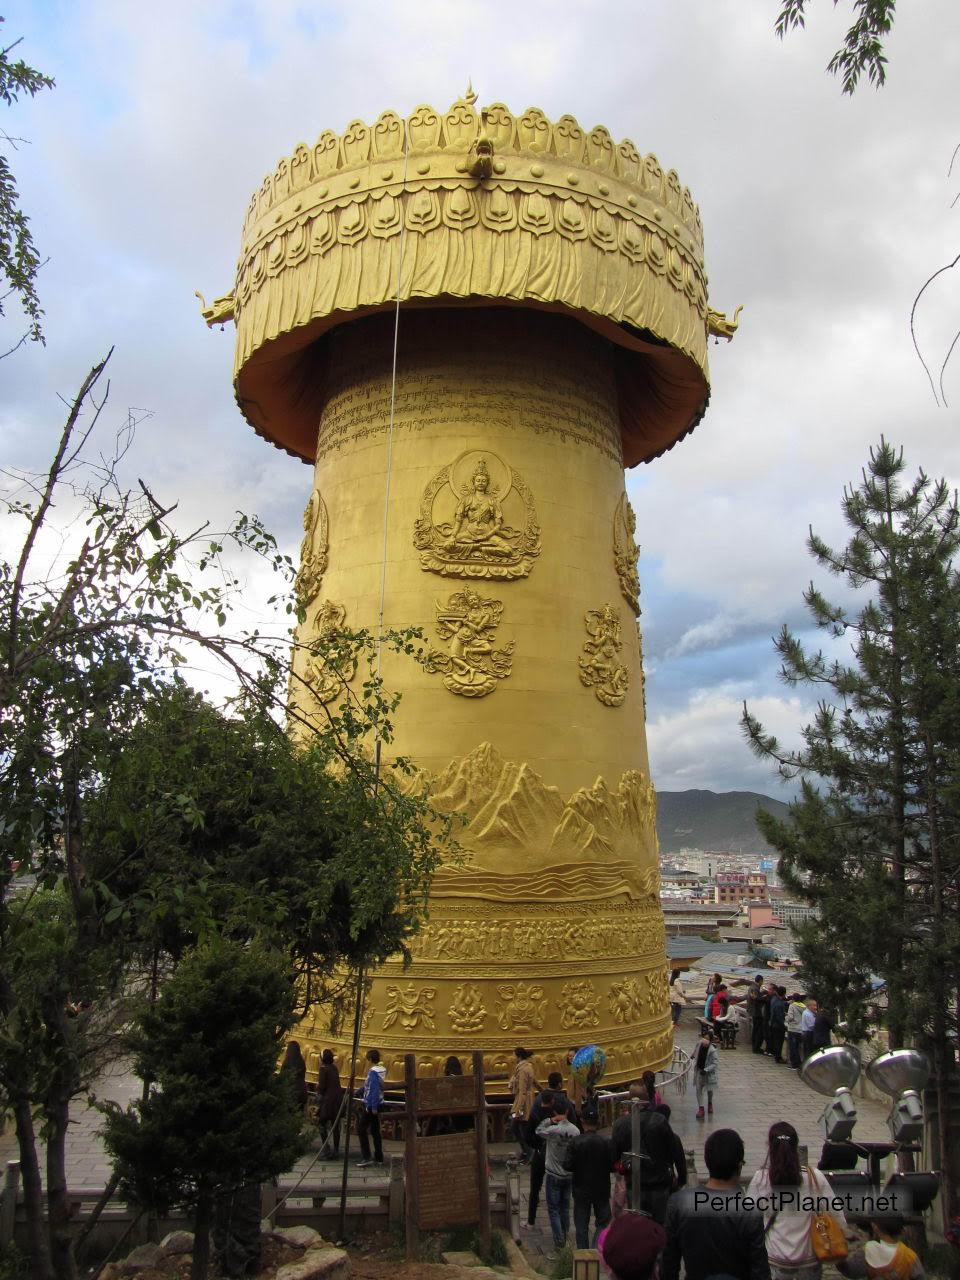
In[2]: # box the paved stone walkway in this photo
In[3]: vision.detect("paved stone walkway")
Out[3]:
[0,1019,892,1199]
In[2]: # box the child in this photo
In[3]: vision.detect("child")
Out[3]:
[693,1028,718,1120]
[840,1216,925,1280]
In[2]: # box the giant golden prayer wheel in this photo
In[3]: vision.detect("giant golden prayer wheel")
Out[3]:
[207,95,733,1086]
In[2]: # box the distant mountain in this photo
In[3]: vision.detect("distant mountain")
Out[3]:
[655,789,791,855]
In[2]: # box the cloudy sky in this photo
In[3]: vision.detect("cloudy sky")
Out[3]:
[2,0,958,796]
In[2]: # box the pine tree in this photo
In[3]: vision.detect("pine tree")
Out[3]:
[102,938,307,1280]
[742,440,960,1223]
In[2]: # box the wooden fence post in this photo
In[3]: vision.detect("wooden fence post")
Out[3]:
[472,1051,491,1256]
[388,1154,404,1227]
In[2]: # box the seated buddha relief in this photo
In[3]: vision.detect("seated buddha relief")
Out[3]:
[414,450,541,580]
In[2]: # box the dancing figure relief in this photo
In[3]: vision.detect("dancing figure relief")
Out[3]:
[303,599,357,705]
[427,587,514,697]
[578,604,629,707]
[295,488,328,608]
[414,451,541,580]
[613,492,641,616]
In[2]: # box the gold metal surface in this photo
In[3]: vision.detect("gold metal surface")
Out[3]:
[211,99,734,1085]
[223,96,725,468]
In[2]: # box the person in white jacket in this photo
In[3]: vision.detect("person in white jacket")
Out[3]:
[747,1120,846,1280]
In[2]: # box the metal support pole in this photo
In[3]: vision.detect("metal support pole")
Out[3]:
[336,966,365,1242]
[629,1100,644,1212]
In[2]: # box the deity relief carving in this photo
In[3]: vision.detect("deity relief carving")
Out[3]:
[426,589,514,697]
[295,488,329,608]
[496,981,547,1031]
[414,452,541,580]
[304,600,356,704]
[637,623,647,714]
[613,493,641,616]
[383,983,437,1031]
[448,982,487,1032]
[559,980,601,1031]
[609,978,645,1024]
[578,605,630,707]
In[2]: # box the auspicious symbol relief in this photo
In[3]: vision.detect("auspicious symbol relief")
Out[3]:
[644,970,669,1011]
[295,488,329,608]
[559,980,601,1031]
[608,978,645,1024]
[304,600,357,705]
[578,605,629,707]
[448,982,487,1033]
[613,493,641,616]
[496,981,547,1031]
[414,452,541,580]
[426,588,514,698]
[383,983,437,1031]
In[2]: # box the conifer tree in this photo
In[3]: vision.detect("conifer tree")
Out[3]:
[102,937,307,1280]
[742,440,960,1223]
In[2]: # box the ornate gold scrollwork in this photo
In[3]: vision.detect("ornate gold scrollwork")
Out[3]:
[414,451,541,580]
[295,488,328,607]
[559,980,601,1031]
[613,493,641,616]
[303,600,356,705]
[578,605,629,707]
[427,588,514,697]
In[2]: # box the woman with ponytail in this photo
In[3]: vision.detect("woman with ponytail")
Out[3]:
[747,1121,845,1280]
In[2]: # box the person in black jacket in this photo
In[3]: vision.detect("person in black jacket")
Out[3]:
[767,986,789,1063]
[662,1128,770,1280]
[654,1103,687,1192]
[315,1048,344,1155]
[568,1101,614,1248]
[611,1083,674,1223]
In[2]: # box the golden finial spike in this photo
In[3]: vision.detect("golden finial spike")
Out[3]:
[464,79,478,106]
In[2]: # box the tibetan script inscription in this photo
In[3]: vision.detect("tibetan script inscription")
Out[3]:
[315,347,622,465]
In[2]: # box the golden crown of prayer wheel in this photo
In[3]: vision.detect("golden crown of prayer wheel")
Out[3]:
[212,95,732,1085]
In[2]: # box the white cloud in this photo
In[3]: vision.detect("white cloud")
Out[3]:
[647,689,809,796]
[2,0,958,791]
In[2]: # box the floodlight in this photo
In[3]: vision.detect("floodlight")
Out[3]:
[865,1051,930,1145]
[818,1141,860,1172]
[883,1171,941,1215]
[886,1090,924,1144]
[801,1047,861,1141]
[801,1046,862,1094]
[865,1050,930,1097]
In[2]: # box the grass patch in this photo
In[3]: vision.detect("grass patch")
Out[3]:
[549,1242,574,1278]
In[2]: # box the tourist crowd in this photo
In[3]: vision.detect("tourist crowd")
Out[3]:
[286,973,919,1280]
